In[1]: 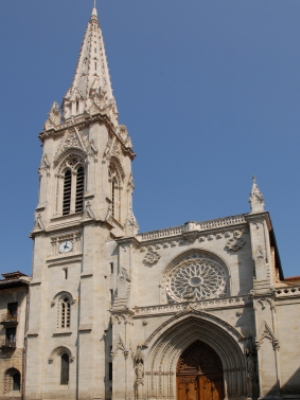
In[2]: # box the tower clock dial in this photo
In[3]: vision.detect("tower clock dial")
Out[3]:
[59,241,73,253]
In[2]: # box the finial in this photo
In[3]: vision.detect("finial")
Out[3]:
[249,177,265,213]
[91,0,98,17]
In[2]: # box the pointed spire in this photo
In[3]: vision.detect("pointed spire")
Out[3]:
[92,0,98,18]
[249,176,265,213]
[62,5,118,124]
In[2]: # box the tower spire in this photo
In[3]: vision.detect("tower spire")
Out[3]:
[62,5,118,124]
[92,0,97,17]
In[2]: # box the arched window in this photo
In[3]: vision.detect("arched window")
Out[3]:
[4,369,21,393]
[75,166,84,212]
[58,297,71,329]
[63,170,72,215]
[13,371,20,391]
[60,353,70,385]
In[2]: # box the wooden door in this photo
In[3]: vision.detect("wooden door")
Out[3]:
[177,341,224,400]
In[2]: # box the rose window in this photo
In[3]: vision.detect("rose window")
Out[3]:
[166,255,227,302]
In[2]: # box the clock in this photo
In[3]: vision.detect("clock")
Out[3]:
[59,241,73,253]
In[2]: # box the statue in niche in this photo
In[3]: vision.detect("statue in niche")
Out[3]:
[245,335,257,399]
[136,362,144,380]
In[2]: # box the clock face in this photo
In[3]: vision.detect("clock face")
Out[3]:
[59,241,73,253]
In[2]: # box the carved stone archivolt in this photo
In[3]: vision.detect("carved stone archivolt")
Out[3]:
[165,253,228,302]
[144,314,246,399]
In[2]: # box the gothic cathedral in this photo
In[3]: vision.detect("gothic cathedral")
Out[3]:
[3,6,300,400]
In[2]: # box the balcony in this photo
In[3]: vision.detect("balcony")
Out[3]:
[0,339,16,349]
[0,313,18,326]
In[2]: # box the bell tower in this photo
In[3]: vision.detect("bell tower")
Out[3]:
[26,6,138,400]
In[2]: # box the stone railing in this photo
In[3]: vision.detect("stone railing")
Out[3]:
[138,214,247,242]
[198,214,246,230]
[138,226,183,241]
[275,287,300,298]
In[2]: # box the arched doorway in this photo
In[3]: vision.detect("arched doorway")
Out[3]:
[177,340,224,400]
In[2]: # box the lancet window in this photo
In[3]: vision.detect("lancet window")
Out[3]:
[60,354,70,385]
[60,156,85,216]
[108,160,123,221]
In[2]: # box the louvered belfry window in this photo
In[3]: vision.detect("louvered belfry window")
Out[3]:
[75,167,84,212]
[60,298,71,328]
[60,354,70,385]
[63,170,72,215]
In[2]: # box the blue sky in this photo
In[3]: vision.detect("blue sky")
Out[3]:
[1,1,300,278]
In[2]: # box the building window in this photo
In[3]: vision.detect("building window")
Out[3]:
[110,262,114,274]
[58,297,71,329]
[4,369,20,393]
[108,362,112,381]
[75,166,84,212]
[6,327,16,344]
[7,302,18,320]
[63,170,72,215]
[60,354,70,385]
[13,371,21,391]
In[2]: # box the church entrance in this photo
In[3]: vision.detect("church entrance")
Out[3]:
[176,340,224,400]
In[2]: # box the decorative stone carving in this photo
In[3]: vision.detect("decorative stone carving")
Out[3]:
[257,297,273,310]
[249,176,265,213]
[105,203,112,222]
[166,254,227,302]
[39,154,50,174]
[117,125,133,148]
[125,203,139,236]
[143,250,161,266]
[116,333,131,359]
[33,213,45,232]
[44,102,61,130]
[135,345,144,397]
[54,128,87,167]
[82,201,95,221]
[225,236,246,252]
[256,320,279,350]
[86,139,98,161]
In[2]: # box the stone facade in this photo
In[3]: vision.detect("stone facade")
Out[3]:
[12,5,300,400]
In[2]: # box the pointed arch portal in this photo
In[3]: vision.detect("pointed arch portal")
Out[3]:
[145,314,247,399]
[177,340,224,400]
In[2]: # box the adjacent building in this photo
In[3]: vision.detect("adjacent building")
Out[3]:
[0,271,30,400]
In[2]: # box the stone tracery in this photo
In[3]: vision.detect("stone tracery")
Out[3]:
[166,253,228,302]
